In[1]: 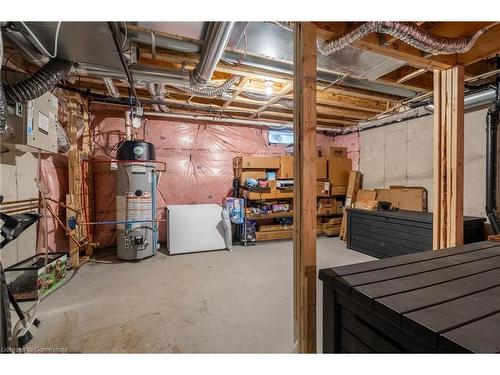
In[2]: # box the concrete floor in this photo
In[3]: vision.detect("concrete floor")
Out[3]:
[23,238,374,353]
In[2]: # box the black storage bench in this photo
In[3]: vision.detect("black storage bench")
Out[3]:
[319,241,500,353]
[347,209,485,258]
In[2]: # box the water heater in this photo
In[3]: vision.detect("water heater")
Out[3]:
[115,140,159,260]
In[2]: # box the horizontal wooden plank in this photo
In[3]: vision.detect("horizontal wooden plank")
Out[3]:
[402,285,500,348]
[374,267,500,327]
[318,241,498,282]
[351,254,500,309]
[340,327,373,353]
[333,246,500,296]
[335,291,434,352]
[439,312,500,353]
[341,307,404,353]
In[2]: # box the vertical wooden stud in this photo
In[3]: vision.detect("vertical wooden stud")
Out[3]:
[293,22,317,353]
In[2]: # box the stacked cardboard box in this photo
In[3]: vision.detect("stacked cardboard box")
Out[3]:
[325,147,351,196]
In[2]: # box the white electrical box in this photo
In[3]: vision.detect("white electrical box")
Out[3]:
[0,92,58,153]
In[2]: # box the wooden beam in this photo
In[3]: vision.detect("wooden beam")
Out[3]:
[293,22,317,354]
[222,76,249,109]
[250,84,293,118]
[457,23,500,66]
[433,66,465,250]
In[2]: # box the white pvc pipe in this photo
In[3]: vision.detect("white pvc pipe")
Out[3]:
[142,111,340,133]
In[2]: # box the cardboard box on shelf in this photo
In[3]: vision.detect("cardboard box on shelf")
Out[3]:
[328,157,352,187]
[277,155,294,179]
[330,185,347,196]
[256,229,293,241]
[258,224,293,232]
[318,198,342,215]
[316,157,328,179]
[316,180,330,197]
[233,156,280,169]
[237,170,267,183]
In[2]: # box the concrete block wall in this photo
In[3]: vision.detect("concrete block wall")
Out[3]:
[0,150,39,267]
[359,108,489,218]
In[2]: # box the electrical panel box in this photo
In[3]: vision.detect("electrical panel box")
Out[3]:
[0,92,58,153]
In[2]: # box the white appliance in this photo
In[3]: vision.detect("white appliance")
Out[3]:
[166,204,226,254]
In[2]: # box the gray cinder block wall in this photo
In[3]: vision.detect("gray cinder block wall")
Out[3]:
[359,108,490,218]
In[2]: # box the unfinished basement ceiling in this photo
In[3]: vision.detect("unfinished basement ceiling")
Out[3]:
[131,21,414,97]
[5,21,498,130]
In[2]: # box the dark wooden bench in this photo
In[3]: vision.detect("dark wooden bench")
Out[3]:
[319,241,500,353]
[347,209,485,258]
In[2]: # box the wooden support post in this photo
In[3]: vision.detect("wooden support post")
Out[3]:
[293,22,317,353]
[433,66,465,249]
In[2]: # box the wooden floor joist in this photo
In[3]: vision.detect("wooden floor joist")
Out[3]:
[293,22,317,353]
[433,66,465,250]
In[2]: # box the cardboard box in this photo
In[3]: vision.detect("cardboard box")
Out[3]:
[318,198,342,215]
[331,185,347,196]
[328,157,352,187]
[327,146,347,158]
[375,186,428,212]
[234,156,280,169]
[256,229,293,241]
[356,189,377,202]
[316,157,328,179]
[245,185,294,200]
[316,180,331,197]
[277,155,294,179]
[258,224,293,232]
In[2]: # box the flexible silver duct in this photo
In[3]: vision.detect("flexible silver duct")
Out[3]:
[0,30,8,135]
[147,83,169,112]
[54,120,70,152]
[156,85,169,113]
[174,75,241,98]
[147,83,160,112]
[240,91,271,101]
[103,77,120,98]
[317,22,489,56]
[191,22,235,87]
[3,59,72,103]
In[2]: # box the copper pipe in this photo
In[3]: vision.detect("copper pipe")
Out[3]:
[44,197,80,213]
[0,198,39,205]
[45,204,84,248]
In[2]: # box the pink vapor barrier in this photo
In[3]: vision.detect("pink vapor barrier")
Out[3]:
[90,111,340,248]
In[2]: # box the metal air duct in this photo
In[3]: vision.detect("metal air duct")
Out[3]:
[190,22,235,87]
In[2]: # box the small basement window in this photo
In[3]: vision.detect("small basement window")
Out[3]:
[268,130,294,145]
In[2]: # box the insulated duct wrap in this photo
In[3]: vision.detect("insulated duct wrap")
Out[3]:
[317,22,486,56]
[103,77,120,98]
[147,83,169,112]
[174,76,240,98]
[3,58,73,103]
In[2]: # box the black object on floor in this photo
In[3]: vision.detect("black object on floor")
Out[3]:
[346,209,485,258]
[319,241,500,353]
